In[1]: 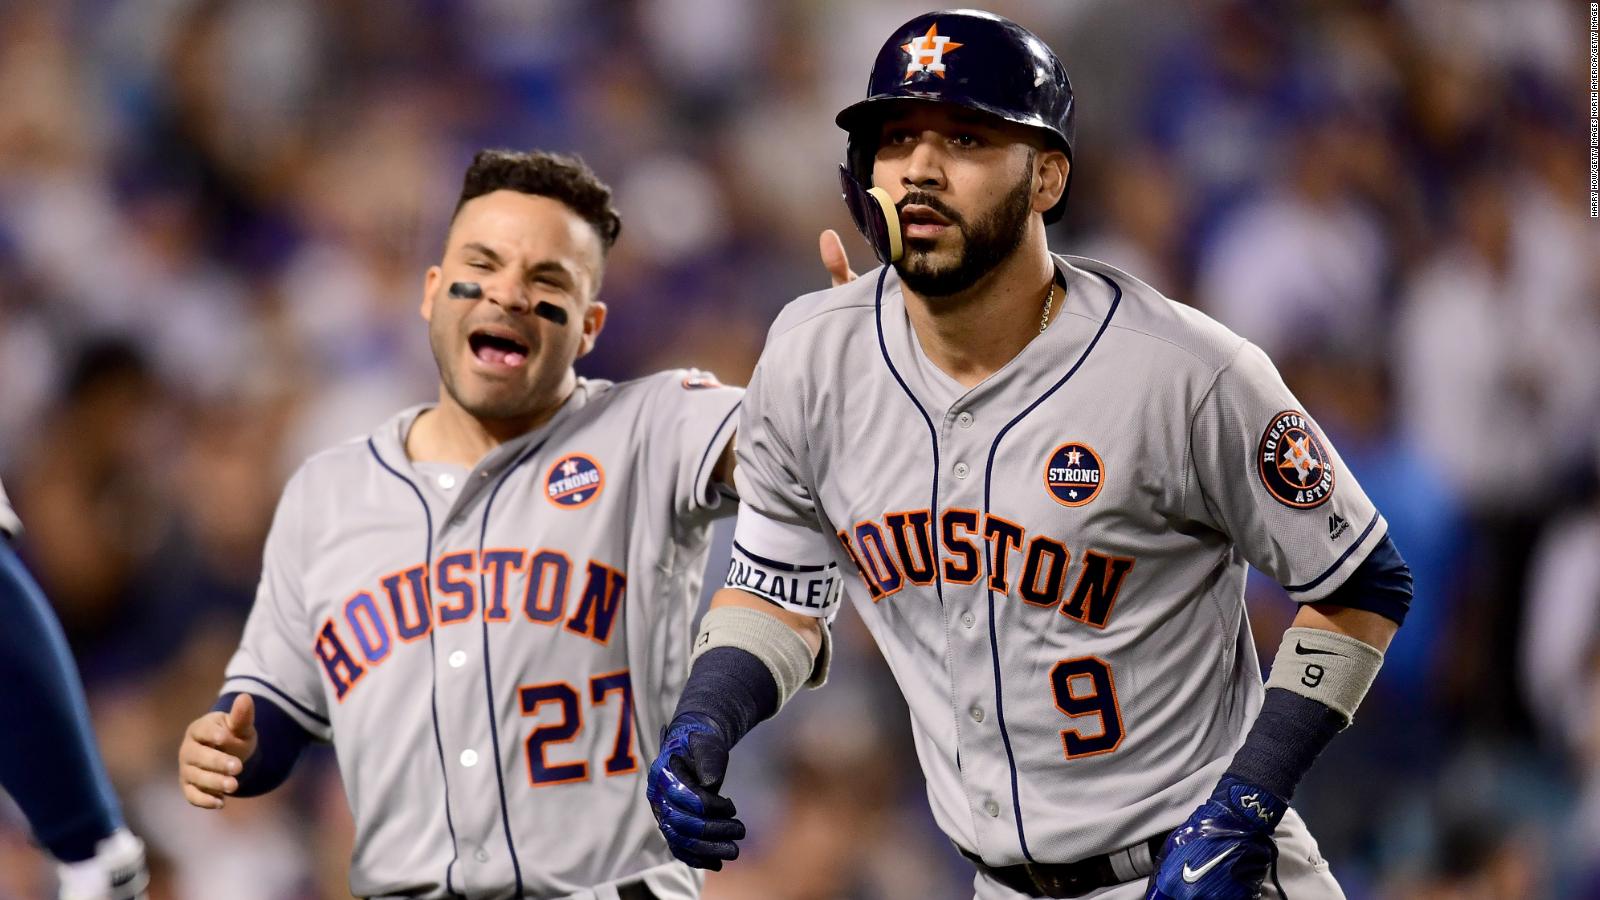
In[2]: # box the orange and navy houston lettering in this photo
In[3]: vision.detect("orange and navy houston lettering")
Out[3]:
[1258,411,1335,509]
[564,560,625,645]
[480,548,526,621]
[380,565,432,642]
[853,520,904,599]
[940,508,982,584]
[312,548,629,701]
[841,509,1137,628]
[343,591,392,664]
[1059,551,1135,628]
[523,550,571,624]
[435,552,476,625]
[885,510,937,585]
[1019,537,1071,608]
[314,618,366,701]
[834,529,884,600]
[982,514,1026,594]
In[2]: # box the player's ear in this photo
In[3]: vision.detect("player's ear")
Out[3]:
[576,300,607,358]
[421,265,442,321]
[1033,150,1068,215]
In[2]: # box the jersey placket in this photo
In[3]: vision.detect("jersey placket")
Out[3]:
[886,262,1118,865]
[932,392,1024,859]
[425,426,561,895]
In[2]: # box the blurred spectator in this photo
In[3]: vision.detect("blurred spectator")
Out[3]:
[1194,101,1392,359]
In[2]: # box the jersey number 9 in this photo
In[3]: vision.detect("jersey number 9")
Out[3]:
[1049,657,1125,759]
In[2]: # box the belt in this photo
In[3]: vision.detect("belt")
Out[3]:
[959,832,1170,898]
[616,882,658,900]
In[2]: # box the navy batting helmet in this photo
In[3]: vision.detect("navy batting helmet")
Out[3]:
[836,9,1076,263]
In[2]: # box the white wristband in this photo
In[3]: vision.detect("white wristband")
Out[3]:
[1265,626,1384,723]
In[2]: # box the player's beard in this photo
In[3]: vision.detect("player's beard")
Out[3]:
[894,167,1034,298]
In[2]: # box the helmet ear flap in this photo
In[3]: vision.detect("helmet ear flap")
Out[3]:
[838,166,902,264]
[838,132,903,265]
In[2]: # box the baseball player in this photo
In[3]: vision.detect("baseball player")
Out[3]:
[176,149,745,899]
[0,479,150,900]
[646,11,1413,900]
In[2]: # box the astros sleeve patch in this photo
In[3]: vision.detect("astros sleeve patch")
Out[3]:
[1188,343,1385,601]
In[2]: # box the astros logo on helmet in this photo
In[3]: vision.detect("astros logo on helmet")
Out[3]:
[901,23,963,79]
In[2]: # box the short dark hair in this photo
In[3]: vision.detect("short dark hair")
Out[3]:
[453,149,622,252]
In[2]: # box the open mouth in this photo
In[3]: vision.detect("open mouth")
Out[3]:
[468,328,531,369]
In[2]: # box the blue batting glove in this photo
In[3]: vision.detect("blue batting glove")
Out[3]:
[646,713,745,870]
[1145,777,1287,900]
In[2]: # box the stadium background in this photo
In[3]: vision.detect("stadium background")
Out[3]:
[0,0,1595,897]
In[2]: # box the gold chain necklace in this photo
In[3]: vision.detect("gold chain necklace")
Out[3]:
[1040,281,1056,335]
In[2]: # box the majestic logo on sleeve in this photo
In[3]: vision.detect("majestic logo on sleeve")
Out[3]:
[546,454,604,508]
[1045,443,1104,508]
[902,23,963,79]
[1258,411,1334,508]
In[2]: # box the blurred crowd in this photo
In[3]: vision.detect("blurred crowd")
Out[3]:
[0,0,1594,897]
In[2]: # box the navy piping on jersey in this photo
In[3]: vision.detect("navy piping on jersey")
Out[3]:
[475,437,552,897]
[368,438,467,899]
[982,271,1122,863]
[873,265,946,610]
[691,400,741,495]
[1282,511,1380,594]
[731,540,833,573]
[228,675,331,728]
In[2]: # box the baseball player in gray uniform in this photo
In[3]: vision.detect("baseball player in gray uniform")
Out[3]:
[0,479,150,899]
[647,11,1413,900]
[176,150,743,899]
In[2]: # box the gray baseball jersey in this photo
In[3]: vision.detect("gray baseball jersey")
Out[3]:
[727,256,1385,867]
[222,370,741,900]
[0,478,19,537]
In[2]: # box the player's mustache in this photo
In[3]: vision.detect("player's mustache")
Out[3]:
[897,192,965,228]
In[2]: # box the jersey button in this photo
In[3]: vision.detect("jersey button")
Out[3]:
[970,706,984,723]
[459,749,478,768]
[953,462,970,479]
[960,611,975,629]
[448,650,467,668]
[956,411,973,428]
[474,849,489,863]
[984,800,1000,817]
[437,473,457,490]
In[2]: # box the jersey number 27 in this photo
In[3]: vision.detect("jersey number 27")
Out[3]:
[519,670,637,785]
